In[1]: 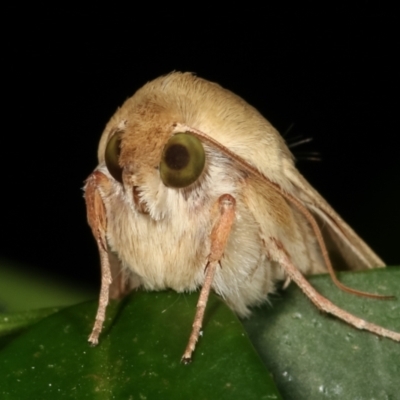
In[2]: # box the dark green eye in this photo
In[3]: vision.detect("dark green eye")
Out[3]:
[105,132,123,183]
[160,132,205,188]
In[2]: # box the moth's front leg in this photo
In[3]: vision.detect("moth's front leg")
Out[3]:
[84,171,113,345]
[85,171,132,345]
[181,194,236,364]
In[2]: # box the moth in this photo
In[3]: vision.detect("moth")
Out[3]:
[84,72,400,363]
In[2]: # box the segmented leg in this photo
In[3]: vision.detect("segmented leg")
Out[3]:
[85,171,113,345]
[181,194,236,363]
[270,237,400,342]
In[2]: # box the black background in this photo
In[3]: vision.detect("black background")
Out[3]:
[2,5,399,291]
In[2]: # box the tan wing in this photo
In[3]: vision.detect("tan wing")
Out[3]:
[282,159,384,270]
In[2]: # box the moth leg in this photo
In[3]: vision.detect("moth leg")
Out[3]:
[85,171,113,345]
[282,276,292,290]
[181,194,236,364]
[108,251,139,299]
[270,238,400,342]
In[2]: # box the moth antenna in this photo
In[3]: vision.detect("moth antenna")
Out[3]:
[270,186,394,300]
[270,237,400,342]
[183,125,393,300]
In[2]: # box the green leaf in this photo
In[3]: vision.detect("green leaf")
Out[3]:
[1,267,399,399]
[0,308,60,350]
[0,260,95,312]
[242,267,400,400]
[0,291,281,399]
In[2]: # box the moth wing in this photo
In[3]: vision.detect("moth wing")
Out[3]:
[282,159,384,270]
[242,172,327,277]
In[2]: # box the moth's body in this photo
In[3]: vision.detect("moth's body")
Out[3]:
[93,73,327,316]
[85,72,399,360]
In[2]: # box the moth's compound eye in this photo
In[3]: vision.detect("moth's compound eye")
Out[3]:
[105,132,123,183]
[160,132,205,188]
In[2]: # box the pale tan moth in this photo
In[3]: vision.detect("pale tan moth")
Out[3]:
[84,72,400,363]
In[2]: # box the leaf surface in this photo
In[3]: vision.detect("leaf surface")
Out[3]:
[0,290,281,399]
[243,268,400,399]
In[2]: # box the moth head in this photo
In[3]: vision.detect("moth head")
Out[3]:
[101,119,213,219]
[104,130,205,188]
